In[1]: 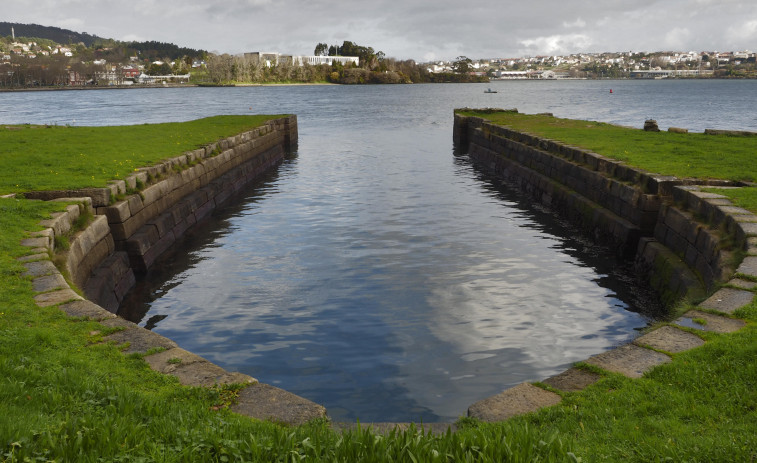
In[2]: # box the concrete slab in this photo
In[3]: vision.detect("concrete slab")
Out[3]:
[728,278,757,290]
[736,256,757,277]
[698,287,754,314]
[32,273,69,293]
[33,289,82,307]
[542,368,601,392]
[585,344,671,379]
[633,325,705,353]
[101,320,178,354]
[467,383,562,422]
[675,310,746,333]
[23,260,58,277]
[58,300,116,320]
[231,382,328,426]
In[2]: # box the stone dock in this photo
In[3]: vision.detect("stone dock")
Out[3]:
[12,111,757,432]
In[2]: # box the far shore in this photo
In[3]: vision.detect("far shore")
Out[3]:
[0,82,339,93]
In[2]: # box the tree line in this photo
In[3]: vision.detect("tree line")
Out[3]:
[203,41,488,85]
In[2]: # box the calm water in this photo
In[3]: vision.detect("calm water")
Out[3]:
[3,80,756,422]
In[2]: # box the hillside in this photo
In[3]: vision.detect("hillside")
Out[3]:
[0,22,102,46]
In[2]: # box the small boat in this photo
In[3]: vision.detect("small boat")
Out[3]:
[484,88,497,93]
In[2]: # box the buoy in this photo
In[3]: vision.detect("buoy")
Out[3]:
[610,89,613,93]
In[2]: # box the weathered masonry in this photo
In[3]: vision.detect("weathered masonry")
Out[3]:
[22,116,328,425]
[29,116,297,312]
[454,110,756,306]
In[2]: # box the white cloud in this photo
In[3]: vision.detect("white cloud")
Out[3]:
[726,19,757,43]
[518,34,593,55]
[663,27,692,50]
[562,18,586,28]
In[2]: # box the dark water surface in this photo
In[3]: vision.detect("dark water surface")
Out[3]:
[3,80,755,422]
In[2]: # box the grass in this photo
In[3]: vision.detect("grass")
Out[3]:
[702,186,757,214]
[458,110,757,182]
[3,114,757,460]
[0,115,283,194]
[0,200,578,462]
[3,198,755,461]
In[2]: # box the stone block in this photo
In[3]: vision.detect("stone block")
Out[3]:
[32,273,69,293]
[104,200,132,223]
[23,260,58,277]
[542,368,601,392]
[141,230,176,270]
[147,211,177,238]
[127,194,145,217]
[58,300,116,320]
[728,278,757,290]
[34,289,82,307]
[698,287,755,314]
[231,383,327,426]
[585,344,670,379]
[101,319,178,354]
[736,256,757,277]
[21,236,51,250]
[140,183,164,207]
[145,348,256,387]
[109,179,127,195]
[675,310,746,333]
[633,325,704,353]
[125,226,160,257]
[467,383,562,422]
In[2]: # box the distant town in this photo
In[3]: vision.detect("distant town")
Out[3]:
[439,50,756,80]
[1,23,755,87]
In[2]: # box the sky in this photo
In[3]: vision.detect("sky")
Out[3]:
[5,0,757,62]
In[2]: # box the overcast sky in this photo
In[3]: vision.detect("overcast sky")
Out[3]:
[5,0,757,61]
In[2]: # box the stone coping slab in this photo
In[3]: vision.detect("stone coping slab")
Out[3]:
[22,259,58,277]
[58,300,117,321]
[698,287,755,314]
[33,288,82,307]
[101,318,178,354]
[144,347,257,388]
[633,325,705,353]
[736,256,757,277]
[675,310,746,333]
[728,278,757,290]
[467,383,562,422]
[542,367,601,392]
[231,382,328,427]
[32,273,69,293]
[585,344,671,379]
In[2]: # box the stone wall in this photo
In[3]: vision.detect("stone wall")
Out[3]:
[454,112,752,305]
[63,116,296,312]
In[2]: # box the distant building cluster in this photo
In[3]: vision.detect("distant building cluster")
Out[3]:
[428,50,756,79]
[243,52,359,67]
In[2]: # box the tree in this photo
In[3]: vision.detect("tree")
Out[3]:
[452,56,472,74]
[314,43,328,56]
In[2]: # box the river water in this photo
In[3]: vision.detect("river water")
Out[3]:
[2,80,756,422]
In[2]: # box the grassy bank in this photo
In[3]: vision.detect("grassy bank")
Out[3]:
[458,110,757,183]
[2,115,756,461]
[0,115,281,194]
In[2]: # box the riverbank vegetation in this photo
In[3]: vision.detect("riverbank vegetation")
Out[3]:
[2,116,756,461]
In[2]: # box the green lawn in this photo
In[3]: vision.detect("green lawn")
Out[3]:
[2,114,757,461]
[458,110,757,183]
[0,115,282,194]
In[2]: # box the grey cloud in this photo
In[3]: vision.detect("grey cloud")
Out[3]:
[4,0,756,60]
